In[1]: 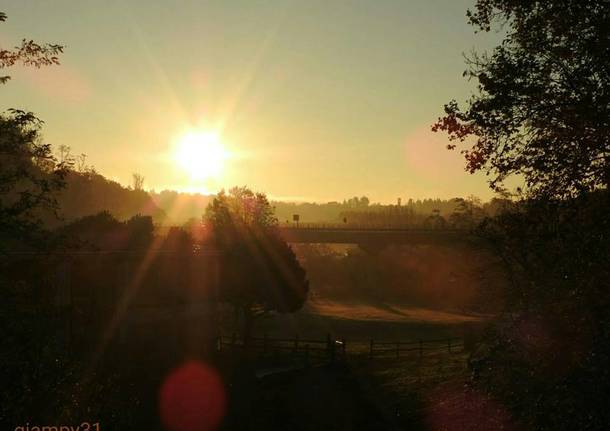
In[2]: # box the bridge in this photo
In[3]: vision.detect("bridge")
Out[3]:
[278,224,471,252]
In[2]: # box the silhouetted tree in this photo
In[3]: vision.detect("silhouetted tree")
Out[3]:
[471,193,610,430]
[162,226,193,252]
[0,12,64,86]
[205,187,309,341]
[424,211,448,230]
[124,214,154,249]
[0,12,80,427]
[61,212,154,251]
[448,196,485,229]
[132,173,145,191]
[0,12,67,251]
[0,111,71,252]
[75,153,91,173]
[58,144,72,164]
[432,0,610,198]
[434,2,610,428]
[60,210,122,249]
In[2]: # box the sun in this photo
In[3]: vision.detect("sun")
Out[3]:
[173,131,229,181]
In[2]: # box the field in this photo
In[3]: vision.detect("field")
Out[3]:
[214,300,490,430]
[221,299,486,340]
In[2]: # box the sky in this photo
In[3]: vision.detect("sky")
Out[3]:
[1,0,502,203]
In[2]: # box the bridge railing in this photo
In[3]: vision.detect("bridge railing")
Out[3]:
[278,222,465,231]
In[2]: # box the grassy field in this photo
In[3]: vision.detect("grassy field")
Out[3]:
[348,351,471,429]
[220,299,487,341]
[214,300,493,430]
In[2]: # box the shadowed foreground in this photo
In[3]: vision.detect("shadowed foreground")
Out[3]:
[224,364,390,431]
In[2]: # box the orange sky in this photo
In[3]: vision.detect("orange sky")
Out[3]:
[1,0,504,202]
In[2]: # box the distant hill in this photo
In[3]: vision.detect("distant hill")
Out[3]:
[51,171,165,226]
[44,174,507,228]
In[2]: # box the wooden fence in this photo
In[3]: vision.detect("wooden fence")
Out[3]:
[218,333,345,363]
[216,333,464,362]
[367,337,464,359]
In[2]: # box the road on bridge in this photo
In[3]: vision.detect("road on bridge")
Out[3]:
[278,226,471,247]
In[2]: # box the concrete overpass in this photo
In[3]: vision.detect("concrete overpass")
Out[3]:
[278,225,471,252]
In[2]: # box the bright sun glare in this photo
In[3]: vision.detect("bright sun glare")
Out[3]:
[174,131,229,181]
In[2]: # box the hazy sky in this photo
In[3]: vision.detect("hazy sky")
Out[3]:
[1,0,501,202]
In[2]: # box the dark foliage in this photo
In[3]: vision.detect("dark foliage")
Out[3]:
[433,0,610,198]
[0,12,64,85]
[0,110,70,252]
[433,1,610,428]
[472,193,610,429]
[60,211,154,251]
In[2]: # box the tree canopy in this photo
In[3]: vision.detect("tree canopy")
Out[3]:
[205,187,309,338]
[0,12,67,251]
[0,12,64,85]
[432,0,610,198]
[433,2,610,428]
[0,110,70,251]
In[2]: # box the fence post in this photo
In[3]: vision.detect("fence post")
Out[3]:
[396,341,400,359]
[419,339,423,358]
[369,339,374,360]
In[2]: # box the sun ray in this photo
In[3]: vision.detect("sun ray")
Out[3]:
[216,4,291,134]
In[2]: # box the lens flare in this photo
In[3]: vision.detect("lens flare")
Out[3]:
[159,360,226,431]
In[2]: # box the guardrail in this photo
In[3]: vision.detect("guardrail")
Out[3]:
[279,223,466,231]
